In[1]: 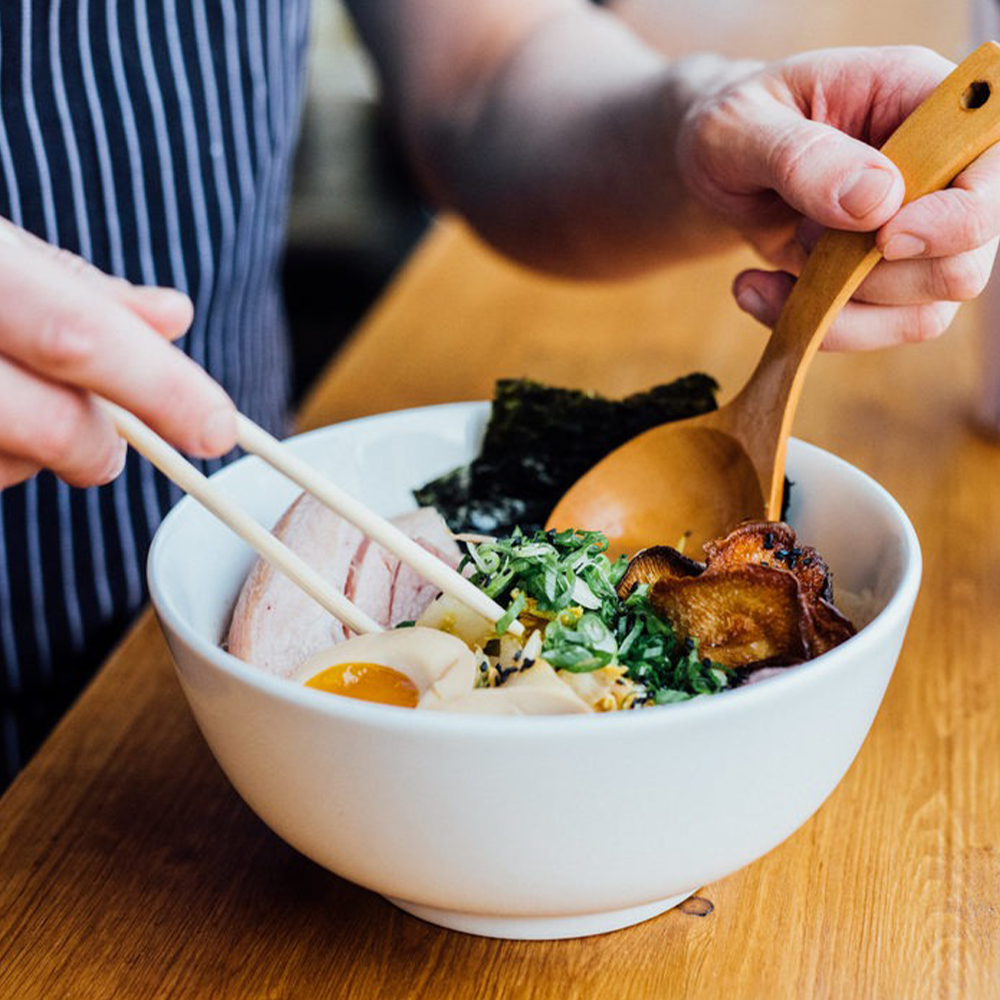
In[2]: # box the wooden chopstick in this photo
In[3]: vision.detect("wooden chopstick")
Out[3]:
[97,399,524,638]
[97,399,383,637]
[235,415,524,636]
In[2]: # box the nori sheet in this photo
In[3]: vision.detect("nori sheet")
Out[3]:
[413,376,721,534]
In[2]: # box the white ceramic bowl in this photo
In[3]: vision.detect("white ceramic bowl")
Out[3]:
[148,402,921,939]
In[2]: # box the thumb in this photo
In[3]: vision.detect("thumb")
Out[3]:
[699,95,906,230]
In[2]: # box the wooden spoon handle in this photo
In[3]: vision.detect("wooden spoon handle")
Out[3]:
[740,41,1000,516]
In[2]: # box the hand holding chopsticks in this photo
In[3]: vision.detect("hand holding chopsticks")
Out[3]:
[96,398,524,638]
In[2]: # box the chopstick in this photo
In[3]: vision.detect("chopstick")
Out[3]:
[98,399,382,636]
[97,399,524,638]
[234,416,523,636]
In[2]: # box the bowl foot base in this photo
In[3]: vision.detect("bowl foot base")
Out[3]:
[384,890,695,940]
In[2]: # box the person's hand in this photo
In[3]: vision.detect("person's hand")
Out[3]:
[675,46,1000,350]
[0,219,237,490]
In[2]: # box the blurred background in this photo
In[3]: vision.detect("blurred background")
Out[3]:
[282,1,426,403]
[285,0,970,403]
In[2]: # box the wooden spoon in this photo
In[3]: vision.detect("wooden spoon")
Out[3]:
[548,42,1000,556]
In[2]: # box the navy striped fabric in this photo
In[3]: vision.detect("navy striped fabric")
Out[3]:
[0,1,311,784]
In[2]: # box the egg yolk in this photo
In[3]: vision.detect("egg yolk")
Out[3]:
[305,662,419,708]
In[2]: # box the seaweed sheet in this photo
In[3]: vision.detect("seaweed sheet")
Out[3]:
[413,376,721,534]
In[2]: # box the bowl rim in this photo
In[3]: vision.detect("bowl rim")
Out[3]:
[147,401,922,737]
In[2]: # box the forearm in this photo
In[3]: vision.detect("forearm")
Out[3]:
[349,1,757,277]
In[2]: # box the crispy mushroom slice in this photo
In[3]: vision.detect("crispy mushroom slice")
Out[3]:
[648,566,812,669]
[616,521,856,670]
[616,545,704,599]
[702,521,833,603]
[811,598,856,655]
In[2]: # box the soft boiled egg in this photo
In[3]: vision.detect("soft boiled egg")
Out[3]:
[294,624,596,715]
[294,627,478,709]
[305,661,420,708]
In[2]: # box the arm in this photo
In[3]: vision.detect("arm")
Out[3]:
[347,0,1000,349]
[347,0,753,275]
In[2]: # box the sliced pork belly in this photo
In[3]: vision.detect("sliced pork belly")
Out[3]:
[226,497,462,676]
[226,493,363,675]
[345,537,395,631]
[388,508,464,625]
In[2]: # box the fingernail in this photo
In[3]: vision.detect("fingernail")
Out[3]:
[883,233,927,260]
[200,407,237,456]
[838,168,895,219]
[100,439,128,485]
[736,286,768,320]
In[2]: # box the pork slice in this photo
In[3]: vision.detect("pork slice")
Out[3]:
[389,507,463,570]
[227,500,464,676]
[226,493,364,676]
[389,562,445,626]
[387,508,465,625]
[345,537,395,629]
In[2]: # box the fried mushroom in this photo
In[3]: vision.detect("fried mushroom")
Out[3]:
[619,521,856,671]
[648,565,812,668]
[702,520,833,603]
[616,545,704,598]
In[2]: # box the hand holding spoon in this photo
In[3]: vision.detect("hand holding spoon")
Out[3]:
[548,42,1000,555]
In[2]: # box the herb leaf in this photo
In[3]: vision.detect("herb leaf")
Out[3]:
[544,612,617,672]
[463,528,729,703]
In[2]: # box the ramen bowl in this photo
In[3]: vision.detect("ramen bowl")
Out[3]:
[147,402,921,939]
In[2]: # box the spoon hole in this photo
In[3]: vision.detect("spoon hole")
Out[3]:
[961,80,991,110]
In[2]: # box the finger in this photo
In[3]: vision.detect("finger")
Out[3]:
[820,299,960,351]
[0,240,235,458]
[0,355,127,488]
[852,240,997,305]
[117,285,194,340]
[781,46,954,145]
[751,220,997,306]
[0,453,42,492]
[0,218,193,340]
[681,46,966,235]
[733,269,796,327]
[878,142,1000,260]
[733,267,961,350]
[686,81,905,232]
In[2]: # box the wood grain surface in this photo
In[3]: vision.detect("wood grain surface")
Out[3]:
[3,7,999,997]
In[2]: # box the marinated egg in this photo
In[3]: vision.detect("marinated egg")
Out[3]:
[295,627,477,709]
[305,662,419,708]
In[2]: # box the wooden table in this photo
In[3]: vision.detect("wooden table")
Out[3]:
[2,215,999,998]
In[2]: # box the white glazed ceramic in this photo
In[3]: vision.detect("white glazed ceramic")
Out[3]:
[148,402,921,940]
